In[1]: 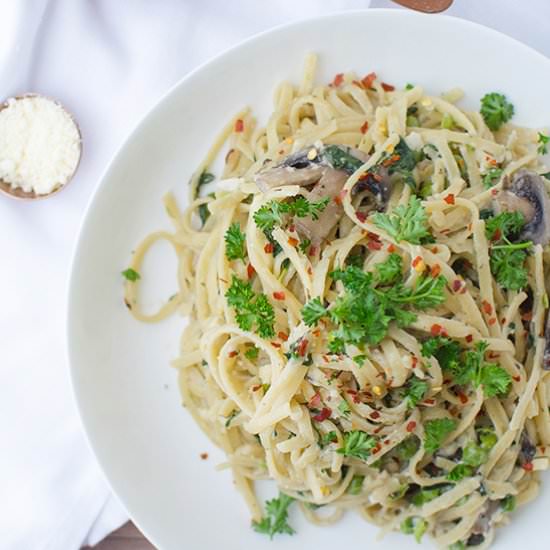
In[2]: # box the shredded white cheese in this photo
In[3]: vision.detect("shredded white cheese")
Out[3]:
[0,96,81,195]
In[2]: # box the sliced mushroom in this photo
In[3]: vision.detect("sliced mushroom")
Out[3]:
[518,431,536,466]
[495,170,550,245]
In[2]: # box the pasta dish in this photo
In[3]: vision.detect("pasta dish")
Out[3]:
[122,55,550,549]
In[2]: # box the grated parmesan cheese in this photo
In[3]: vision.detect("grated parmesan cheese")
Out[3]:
[0,96,81,195]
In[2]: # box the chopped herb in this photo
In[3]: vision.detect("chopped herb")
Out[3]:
[225,276,275,338]
[501,494,516,512]
[121,268,140,282]
[462,441,489,467]
[480,92,514,131]
[406,115,419,127]
[401,517,428,543]
[301,297,327,327]
[465,342,512,397]
[485,211,525,240]
[225,410,241,427]
[299,238,311,254]
[477,428,497,450]
[538,132,549,155]
[224,222,247,261]
[404,375,429,408]
[449,542,466,550]
[353,354,367,367]
[244,346,259,360]
[375,253,403,284]
[347,475,365,495]
[346,251,366,268]
[372,196,432,244]
[337,430,377,460]
[424,418,457,454]
[418,179,433,199]
[338,400,351,417]
[421,337,462,372]
[254,197,329,232]
[441,113,454,130]
[411,485,449,506]
[390,483,409,500]
[323,145,364,173]
[394,436,420,461]
[388,137,419,189]
[447,463,474,482]
[196,171,215,196]
[405,83,415,90]
[482,168,503,189]
[252,492,295,539]
[319,431,337,447]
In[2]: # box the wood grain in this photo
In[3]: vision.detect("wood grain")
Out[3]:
[84,522,155,550]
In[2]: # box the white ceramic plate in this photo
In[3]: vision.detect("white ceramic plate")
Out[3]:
[68,10,550,549]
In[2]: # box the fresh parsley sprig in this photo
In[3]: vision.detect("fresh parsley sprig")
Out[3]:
[403,375,429,408]
[424,418,457,454]
[337,430,377,460]
[252,493,295,538]
[253,197,329,232]
[225,276,275,338]
[480,93,514,131]
[224,222,247,261]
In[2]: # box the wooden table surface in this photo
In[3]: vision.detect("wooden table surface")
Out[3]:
[85,522,154,550]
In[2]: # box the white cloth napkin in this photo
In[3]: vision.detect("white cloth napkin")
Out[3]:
[1,1,549,549]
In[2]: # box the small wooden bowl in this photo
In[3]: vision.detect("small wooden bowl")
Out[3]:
[0,94,82,201]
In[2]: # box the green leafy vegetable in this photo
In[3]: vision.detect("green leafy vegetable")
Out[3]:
[252,492,295,538]
[323,145,363,173]
[390,483,410,500]
[224,222,246,261]
[388,137,419,188]
[244,346,259,360]
[447,463,474,482]
[464,342,512,397]
[347,475,365,495]
[196,171,215,196]
[441,113,454,130]
[375,253,403,284]
[411,485,450,507]
[319,431,337,447]
[538,132,549,155]
[477,428,497,450]
[480,92,514,131]
[404,375,429,408]
[449,542,466,550]
[298,238,311,254]
[121,268,140,282]
[424,418,457,454]
[301,297,327,327]
[462,441,489,467]
[482,168,503,189]
[372,196,432,244]
[254,197,329,232]
[421,336,462,372]
[225,276,275,338]
[394,436,420,461]
[485,211,525,241]
[501,494,516,513]
[337,430,377,461]
[401,517,428,543]
[338,400,351,417]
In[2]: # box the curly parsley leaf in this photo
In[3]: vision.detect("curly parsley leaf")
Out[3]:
[424,418,457,454]
[482,167,503,189]
[385,274,447,310]
[301,297,327,327]
[421,336,462,372]
[225,276,275,338]
[252,492,295,539]
[375,253,403,284]
[121,268,140,282]
[337,430,377,461]
[253,197,329,232]
[538,132,549,155]
[224,222,246,261]
[404,376,429,408]
[485,211,525,241]
[480,92,514,131]
[372,196,432,244]
[464,342,512,397]
[447,463,475,482]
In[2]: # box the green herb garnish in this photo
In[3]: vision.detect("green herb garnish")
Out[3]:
[480,93,514,131]
[252,492,295,538]
[404,375,429,408]
[224,222,246,261]
[482,168,503,189]
[538,132,549,155]
[254,197,329,232]
[424,418,457,454]
[337,430,377,461]
[121,268,140,282]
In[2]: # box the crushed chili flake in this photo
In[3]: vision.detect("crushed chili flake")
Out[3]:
[513,375,521,382]
[352,79,362,88]
[361,72,377,89]
[333,73,344,87]
[356,211,367,223]
[488,352,500,359]
[481,300,493,315]
[522,462,534,472]
[200,452,208,460]
[307,266,313,275]
[308,392,321,408]
[251,384,262,392]
[247,263,255,279]
[234,119,244,132]
[309,245,318,257]
[381,82,395,92]
[264,242,273,254]
[382,154,401,167]
[370,411,381,419]
[491,188,499,197]
[383,439,391,446]
[431,246,439,253]
[273,291,285,300]
[297,338,309,357]
[444,193,455,205]
[488,318,497,326]
[406,421,417,432]
[288,237,299,247]
[360,120,369,134]
[333,194,343,206]
[312,328,321,337]
[452,279,462,292]
[412,256,423,268]
[271,342,281,348]
[388,244,396,253]
[278,331,288,341]
[322,355,330,363]
[457,391,468,404]
[430,264,442,278]
[466,334,473,343]
[373,426,383,434]
[228,350,238,358]
[367,239,382,251]
[288,223,296,233]
[372,443,382,454]
[312,407,332,422]
[423,398,436,406]
[412,356,419,368]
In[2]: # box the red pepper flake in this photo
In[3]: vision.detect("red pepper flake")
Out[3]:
[288,223,296,233]
[374,426,383,434]
[430,324,443,336]
[333,73,344,87]
[264,242,273,254]
[523,462,534,472]
[488,352,500,360]
[406,421,417,432]
[312,407,332,422]
[288,237,299,247]
[491,188,499,197]
[367,239,382,251]
[322,355,330,363]
[200,452,208,460]
[382,154,401,167]
[309,245,318,257]
[381,82,395,92]
[271,342,281,348]
[307,266,313,275]
[356,211,367,223]
[412,256,423,268]
[372,443,382,454]
[334,194,343,206]
[452,279,462,292]
[412,356,419,368]
[273,291,285,300]
[423,398,436,406]
[513,375,521,382]
[297,338,309,357]
[234,119,244,132]
[251,384,262,392]
[430,264,442,278]
[457,391,469,404]
[247,263,255,279]
[361,72,377,89]
[228,350,238,358]
[278,331,288,341]
[481,300,493,315]
[308,392,321,408]
[444,193,455,205]
[360,120,369,134]
[370,411,381,419]
[466,334,473,343]
[431,246,439,254]
[312,328,321,337]
[388,244,396,253]
[488,317,497,326]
